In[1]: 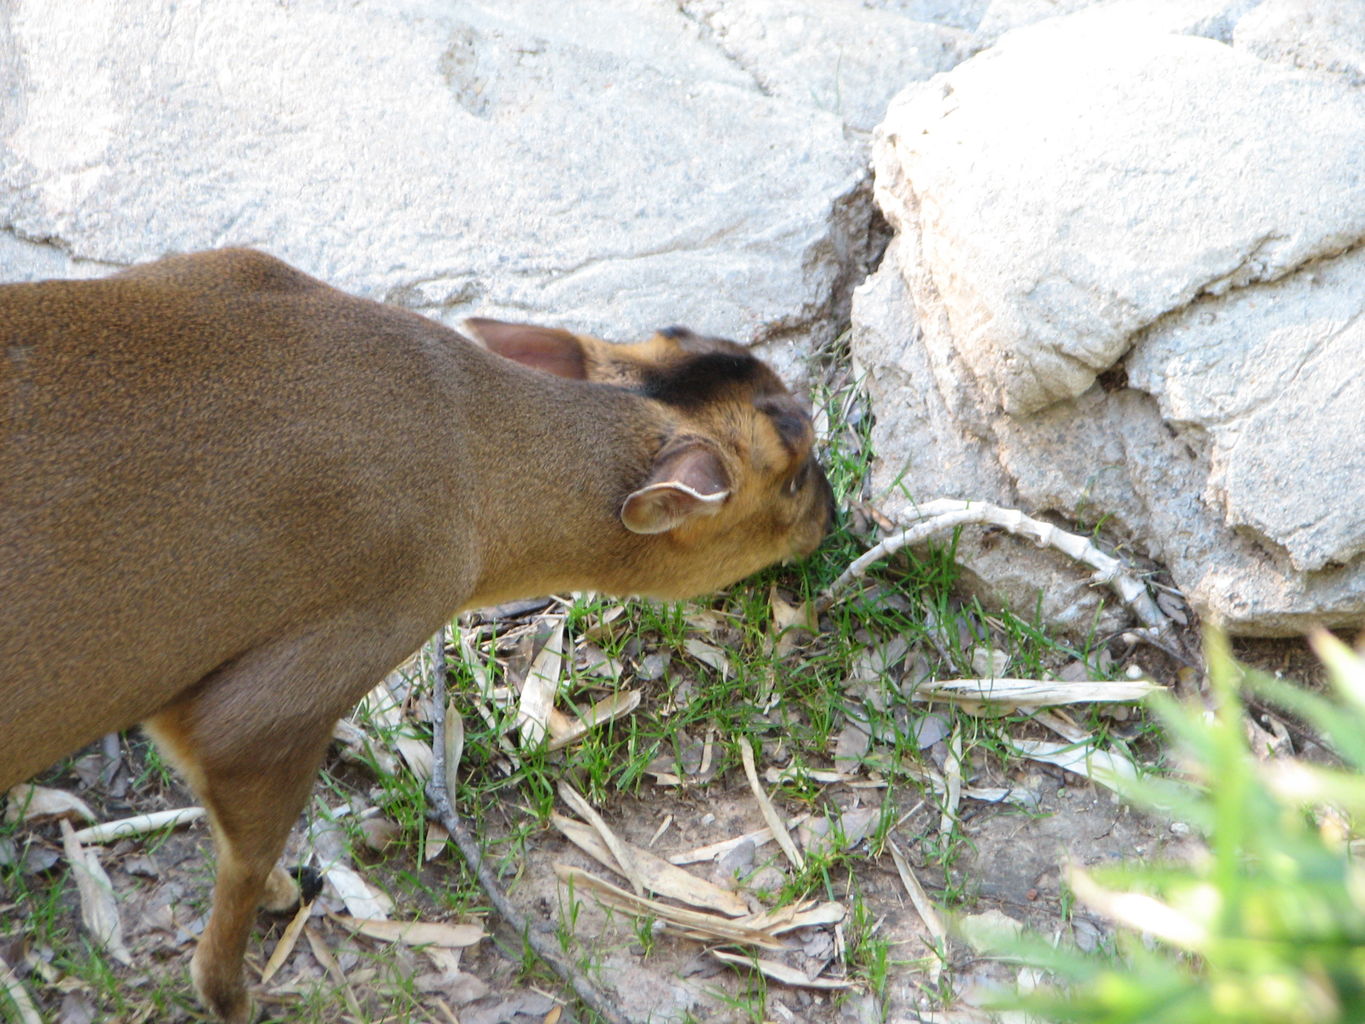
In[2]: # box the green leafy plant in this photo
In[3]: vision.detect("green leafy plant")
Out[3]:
[995,630,1365,1024]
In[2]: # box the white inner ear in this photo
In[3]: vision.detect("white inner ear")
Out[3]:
[666,482,729,505]
[621,481,732,535]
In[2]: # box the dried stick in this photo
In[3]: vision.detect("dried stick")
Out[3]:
[819,498,1183,654]
[423,628,631,1024]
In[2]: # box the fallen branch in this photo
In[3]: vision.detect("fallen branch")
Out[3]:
[72,807,205,844]
[819,498,1185,657]
[423,628,631,1024]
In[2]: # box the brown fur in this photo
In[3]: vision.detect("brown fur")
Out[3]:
[0,249,832,1022]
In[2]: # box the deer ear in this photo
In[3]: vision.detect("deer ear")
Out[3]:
[621,443,731,535]
[464,318,589,380]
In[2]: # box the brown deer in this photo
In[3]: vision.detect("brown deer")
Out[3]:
[0,248,833,1022]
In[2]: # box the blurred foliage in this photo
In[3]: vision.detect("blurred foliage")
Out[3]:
[995,629,1365,1024]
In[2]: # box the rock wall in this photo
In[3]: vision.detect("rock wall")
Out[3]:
[5,0,1362,636]
[853,0,1365,635]
[2,0,950,368]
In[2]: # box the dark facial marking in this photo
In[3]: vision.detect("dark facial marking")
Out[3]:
[640,350,763,409]
[755,394,811,457]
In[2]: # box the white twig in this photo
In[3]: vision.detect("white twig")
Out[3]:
[820,498,1179,650]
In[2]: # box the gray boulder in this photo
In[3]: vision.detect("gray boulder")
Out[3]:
[1235,0,1365,84]
[0,0,891,360]
[679,0,968,133]
[854,7,1365,635]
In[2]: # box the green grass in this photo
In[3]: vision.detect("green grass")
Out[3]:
[991,630,1365,1024]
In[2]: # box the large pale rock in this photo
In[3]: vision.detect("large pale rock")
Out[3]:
[854,10,1365,635]
[1234,0,1365,84]
[0,0,875,356]
[977,0,1264,47]
[874,27,1365,417]
[853,243,1129,634]
[679,0,968,133]
[875,0,991,33]
[1127,251,1365,575]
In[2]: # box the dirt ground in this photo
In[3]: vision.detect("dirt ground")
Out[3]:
[0,628,1332,1024]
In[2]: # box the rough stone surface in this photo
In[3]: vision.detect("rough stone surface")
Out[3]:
[679,0,969,133]
[853,243,1129,635]
[1234,0,1365,84]
[9,0,1365,637]
[873,27,1365,418]
[0,0,911,361]
[854,5,1365,635]
[877,0,992,33]
[1127,250,1365,575]
[978,0,1264,46]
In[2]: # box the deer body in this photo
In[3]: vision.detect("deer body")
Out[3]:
[0,249,831,1021]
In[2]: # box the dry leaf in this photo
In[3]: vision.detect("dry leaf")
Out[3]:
[442,702,464,801]
[331,915,484,948]
[322,862,393,920]
[912,712,951,750]
[0,951,41,1024]
[970,647,1011,678]
[357,817,403,854]
[59,820,131,965]
[669,825,781,865]
[769,585,816,658]
[304,924,364,1018]
[555,865,797,949]
[1068,866,1205,948]
[769,583,815,633]
[517,618,566,747]
[546,689,641,752]
[424,821,450,863]
[742,899,844,934]
[580,603,627,645]
[1156,590,1189,626]
[649,815,673,848]
[552,814,748,916]
[574,643,622,681]
[848,636,910,687]
[557,783,644,895]
[709,949,853,990]
[832,722,871,773]
[4,785,96,825]
[332,718,399,776]
[1012,738,1137,792]
[763,765,858,787]
[361,675,406,727]
[1032,708,1087,744]
[957,909,1024,953]
[939,724,963,835]
[683,609,728,634]
[797,808,878,858]
[259,901,312,984]
[740,742,804,871]
[913,677,1162,709]
[394,736,434,784]
[683,638,729,676]
[421,945,465,986]
[414,965,486,1005]
[888,840,945,941]
[56,991,99,1024]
